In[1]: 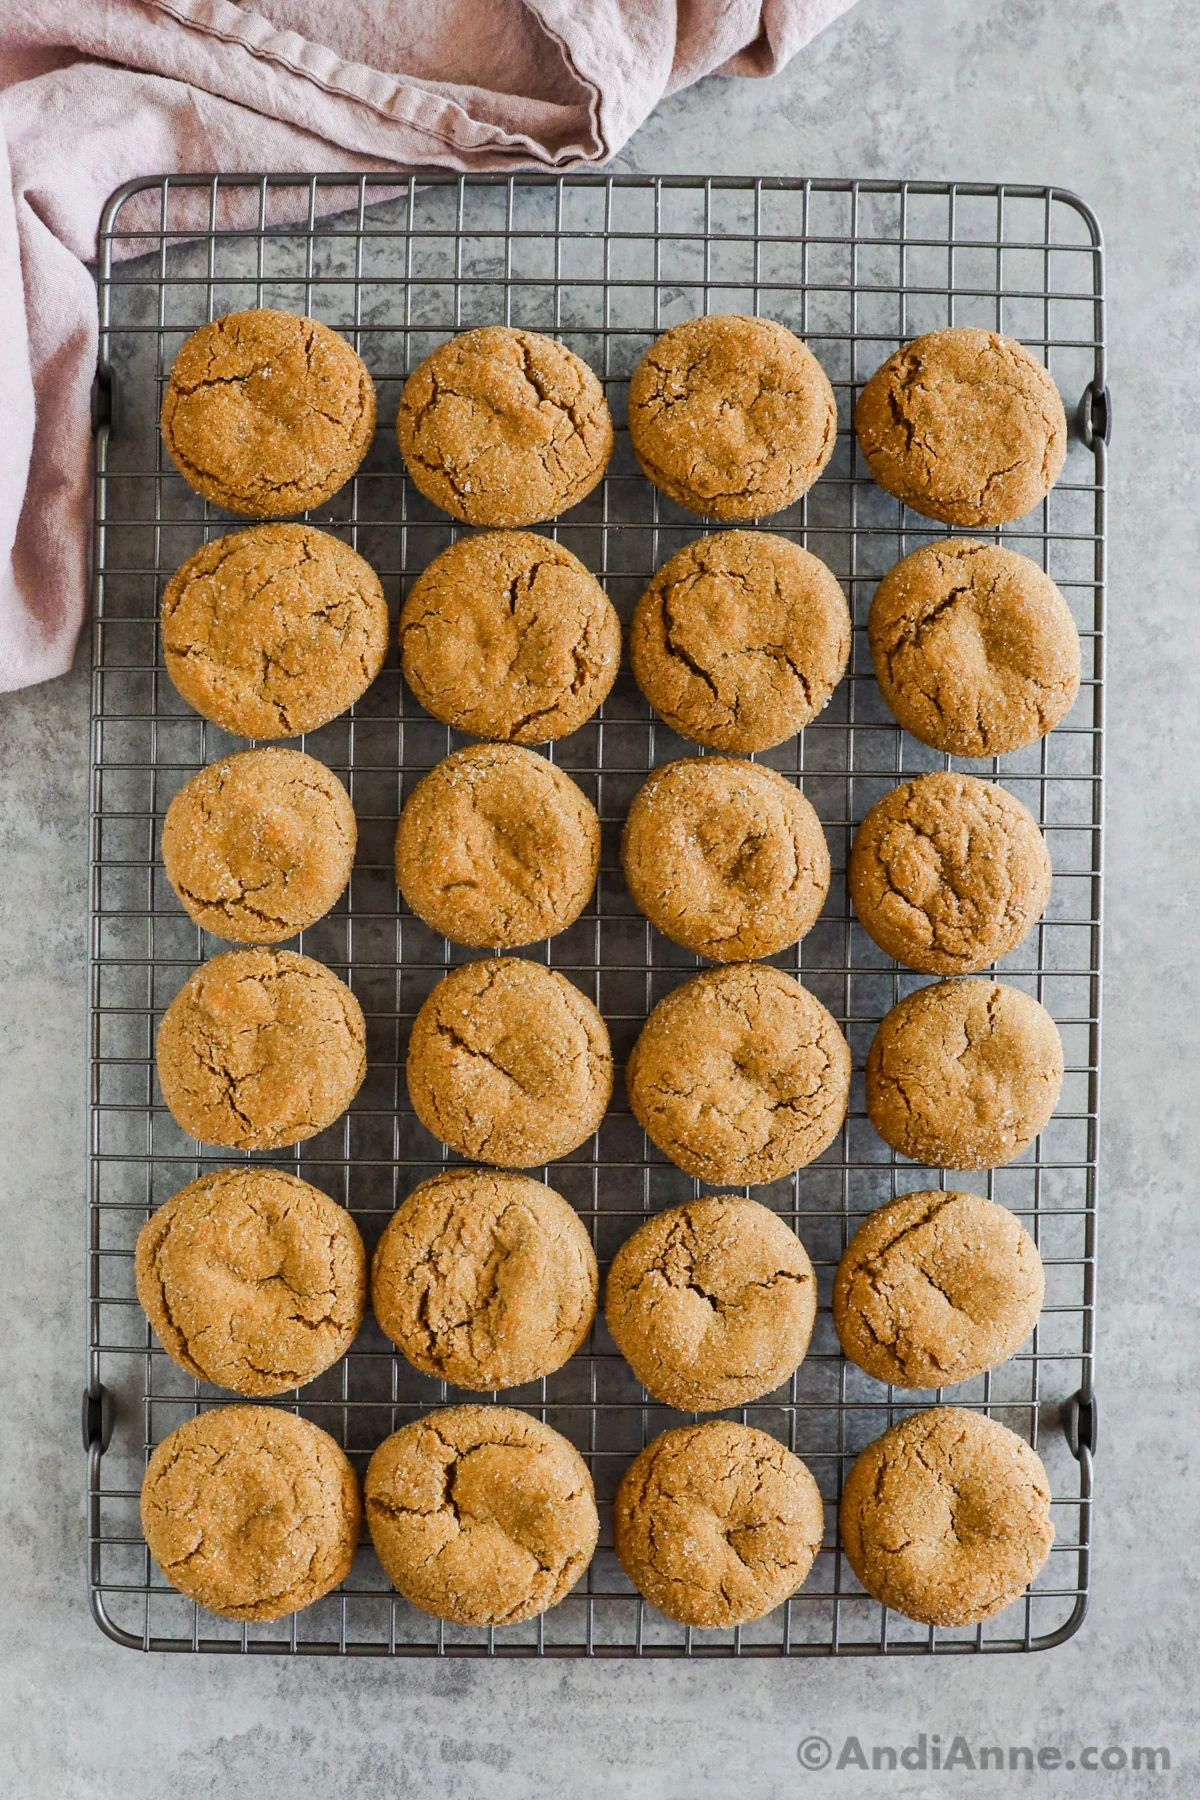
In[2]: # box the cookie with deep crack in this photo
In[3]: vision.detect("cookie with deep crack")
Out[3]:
[161,747,356,944]
[833,1190,1045,1388]
[372,1169,598,1390]
[161,524,389,739]
[156,947,366,1150]
[397,327,613,526]
[400,531,620,742]
[627,315,836,519]
[606,1197,816,1411]
[629,531,850,750]
[839,1406,1054,1625]
[395,744,599,949]
[406,957,612,1167]
[613,1421,824,1627]
[849,771,1051,974]
[869,539,1081,757]
[626,964,851,1185]
[365,1405,598,1625]
[161,308,375,516]
[141,1406,361,1620]
[135,1167,366,1395]
[621,757,829,961]
[865,978,1064,1170]
[854,328,1067,526]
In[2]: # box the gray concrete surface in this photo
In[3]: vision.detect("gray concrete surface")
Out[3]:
[1,0,1196,1793]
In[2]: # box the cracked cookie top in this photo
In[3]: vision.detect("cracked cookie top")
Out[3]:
[365,1405,598,1625]
[855,327,1067,527]
[606,1197,816,1412]
[626,963,851,1186]
[372,1169,597,1391]
[839,1406,1054,1626]
[161,747,356,944]
[627,315,836,520]
[405,957,612,1168]
[621,757,829,962]
[630,530,850,751]
[161,308,375,516]
[395,745,599,950]
[865,978,1064,1171]
[613,1421,824,1627]
[869,539,1081,757]
[833,1190,1044,1389]
[400,531,620,743]
[156,947,366,1150]
[140,1405,361,1621]
[397,327,613,526]
[161,523,389,739]
[135,1167,366,1396]
[849,771,1052,975]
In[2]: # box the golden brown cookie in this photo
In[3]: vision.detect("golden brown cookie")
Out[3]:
[839,1407,1054,1625]
[627,315,836,519]
[833,1191,1044,1388]
[161,524,389,739]
[156,948,366,1150]
[141,1405,361,1620]
[865,978,1064,1170]
[849,771,1052,974]
[365,1405,598,1625]
[395,745,599,949]
[161,748,356,944]
[397,327,613,526]
[371,1169,598,1390]
[605,1198,816,1411]
[621,758,829,961]
[626,964,851,1185]
[161,308,375,516]
[629,531,850,751]
[400,531,620,742]
[406,957,611,1167]
[855,328,1067,526]
[613,1422,824,1627]
[869,540,1082,757]
[135,1167,366,1395]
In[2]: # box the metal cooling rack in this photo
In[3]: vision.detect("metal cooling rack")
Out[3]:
[86,172,1106,1656]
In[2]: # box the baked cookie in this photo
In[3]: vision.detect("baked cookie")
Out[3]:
[849,771,1051,974]
[161,308,375,516]
[161,524,388,739]
[621,758,829,961]
[400,531,620,742]
[868,540,1081,758]
[839,1406,1054,1625]
[629,531,850,751]
[371,1169,598,1390]
[626,964,850,1185]
[141,1406,361,1620]
[365,1405,598,1625]
[627,315,836,519]
[135,1167,366,1395]
[161,748,356,944]
[855,328,1067,526]
[156,948,366,1150]
[605,1197,816,1411]
[395,744,599,949]
[397,327,612,526]
[865,978,1064,1170]
[833,1190,1044,1388]
[613,1422,824,1627]
[406,957,611,1167]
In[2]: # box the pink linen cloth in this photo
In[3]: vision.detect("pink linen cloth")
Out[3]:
[0,0,855,692]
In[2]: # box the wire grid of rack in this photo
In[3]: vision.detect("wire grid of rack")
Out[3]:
[87,172,1105,1657]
